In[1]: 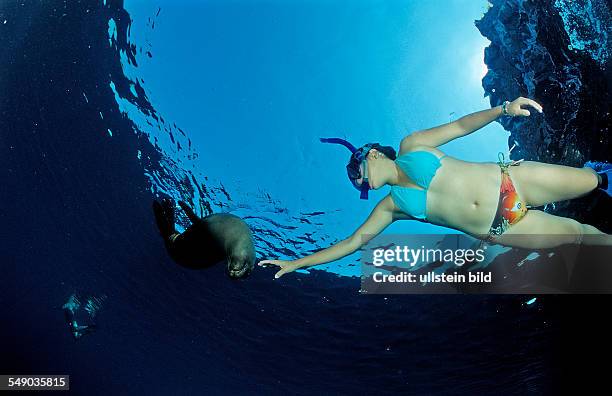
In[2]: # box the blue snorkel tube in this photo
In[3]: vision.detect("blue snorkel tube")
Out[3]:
[320,137,373,200]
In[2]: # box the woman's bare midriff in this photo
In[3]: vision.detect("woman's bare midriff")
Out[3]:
[394,146,501,237]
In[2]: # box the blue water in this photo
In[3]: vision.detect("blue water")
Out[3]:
[1,0,609,394]
[117,0,509,277]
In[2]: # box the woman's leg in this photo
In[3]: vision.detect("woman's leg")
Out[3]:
[490,209,612,249]
[507,161,600,207]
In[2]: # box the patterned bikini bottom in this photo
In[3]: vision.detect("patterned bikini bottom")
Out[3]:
[485,152,528,242]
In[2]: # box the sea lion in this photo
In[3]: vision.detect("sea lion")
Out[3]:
[153,198,255,278]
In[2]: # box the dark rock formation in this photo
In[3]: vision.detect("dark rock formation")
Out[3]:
[476,0,611,231]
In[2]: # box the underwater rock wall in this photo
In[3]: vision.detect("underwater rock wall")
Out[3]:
[477,0,611,230]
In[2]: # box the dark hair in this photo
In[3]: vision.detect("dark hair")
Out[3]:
[372,144,397,160]
[346,143,397,181]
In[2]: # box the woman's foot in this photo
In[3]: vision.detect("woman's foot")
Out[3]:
[584,161,611,197]
[597,169,611,197]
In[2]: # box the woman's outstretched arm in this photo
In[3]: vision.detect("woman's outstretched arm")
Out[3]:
[258,195,397,278]
[401,97,543,150]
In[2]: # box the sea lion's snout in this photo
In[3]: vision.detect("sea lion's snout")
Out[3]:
[227,254,254,279]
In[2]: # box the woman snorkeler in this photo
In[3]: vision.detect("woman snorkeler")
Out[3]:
[258,97,611,278]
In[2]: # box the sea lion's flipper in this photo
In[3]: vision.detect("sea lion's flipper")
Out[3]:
[178,200,201,224]
[153,198,177,240]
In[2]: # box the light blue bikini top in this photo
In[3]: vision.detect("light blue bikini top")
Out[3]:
[390,151,447,220]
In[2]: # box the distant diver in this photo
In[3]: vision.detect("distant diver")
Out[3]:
[258,97,612,278]
[153,198,255,279]
[62,293,104,339]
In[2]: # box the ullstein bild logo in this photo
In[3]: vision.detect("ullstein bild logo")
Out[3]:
[360,234,612,294]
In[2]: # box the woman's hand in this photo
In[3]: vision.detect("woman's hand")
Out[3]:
[257,259,304,279]
[507,97,543,116]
